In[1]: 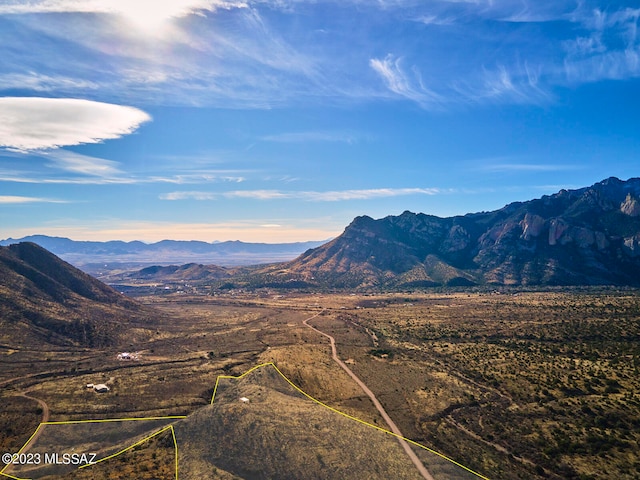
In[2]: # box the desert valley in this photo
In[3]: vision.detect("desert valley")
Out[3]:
[2,178,640,479]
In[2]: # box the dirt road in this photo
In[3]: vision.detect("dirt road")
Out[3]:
[17,392,50,454]
[2,393,51,476]
[303,312,435,480]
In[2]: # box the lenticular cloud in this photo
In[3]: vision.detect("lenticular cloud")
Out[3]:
[0,97,151,151]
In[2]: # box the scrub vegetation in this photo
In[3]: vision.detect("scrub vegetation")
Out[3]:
[2,288,638,479]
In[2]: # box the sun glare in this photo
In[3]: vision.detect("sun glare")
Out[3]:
[109,0,199,31]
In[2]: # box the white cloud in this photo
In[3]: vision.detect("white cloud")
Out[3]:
[480,65,545,101]
[41,150,124,176]
[415,14,455,26]
[0,97,151,151]
[0,153,247,185]
[563,48,640,83]
[297,188,442,201]
[0,171,247,185]
[0,195,66,204]
[161,187,445,202]
[0,173,136,185]
[453,64,551,104]
[150,174,246,184]
[369,54,441,107]
[225,190,292,200]
[0,73,99,92]
[2,1,636,111]
[159,191,217,200]
[0,0,247,17]
[561,6,640,83]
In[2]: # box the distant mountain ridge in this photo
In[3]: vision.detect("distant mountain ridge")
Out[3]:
[242,177,640,289]
[14,177,640,291]
[0,236,329,269]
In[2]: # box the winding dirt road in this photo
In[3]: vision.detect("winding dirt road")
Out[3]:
[303,312,434,480]
[20,393,50,425]
[17,392,50,451]
[2,392,51,477]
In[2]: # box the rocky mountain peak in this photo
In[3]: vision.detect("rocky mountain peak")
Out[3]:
[266,177,640,288]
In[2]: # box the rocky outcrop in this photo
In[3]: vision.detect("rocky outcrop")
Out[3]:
[247,177,640,288]
[621,193,640,217]
[548,219,570,246]
[520,213,545,240]
[623,234,640,257]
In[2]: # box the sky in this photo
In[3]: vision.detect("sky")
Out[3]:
[0,0,639,243]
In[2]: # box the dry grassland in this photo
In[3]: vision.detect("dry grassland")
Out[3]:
[2,289,638,479]
[310,290,640,480]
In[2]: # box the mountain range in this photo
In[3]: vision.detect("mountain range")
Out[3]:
[230,177,640,289]
[0,236,329,271]
[4,177,640,291]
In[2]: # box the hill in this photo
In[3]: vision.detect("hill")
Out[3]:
[14,364,480,479]
[173,364,474,479]
[0,242,154,347]
[239,177,640,289]
[132,263,232,282]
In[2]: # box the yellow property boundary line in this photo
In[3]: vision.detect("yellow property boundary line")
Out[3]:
[211,362,490,480]
[77,424,179,478]
[0,416,183,480]
[3,362,490,480]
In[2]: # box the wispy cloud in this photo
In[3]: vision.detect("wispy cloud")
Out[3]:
[150,174,246,184]
[0,0,248,18]
[0,171,248,185]
[415,14,455,26]
[224,190,293,200]
[0,145,251,185]
[0,195,67,204]
[161,187,446,202]
[3,4,320,108]
[562,6,640,83]
[0,98,151,151]
[0,73,99,92]
[369,54,442,107]
[292,188,443,201]
[0,1,637,111]
[0,174,134,185]
[41,150,124,177]
[457,64,551,103]
[159,191,217,200]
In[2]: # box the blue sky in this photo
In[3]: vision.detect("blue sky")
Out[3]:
[0,0,639,242]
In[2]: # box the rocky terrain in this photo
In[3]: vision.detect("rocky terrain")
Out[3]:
[68,177,640,291]
[243,177,640,289]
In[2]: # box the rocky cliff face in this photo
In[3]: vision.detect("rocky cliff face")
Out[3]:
[621,193,640,217]
[262,177,640,288]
